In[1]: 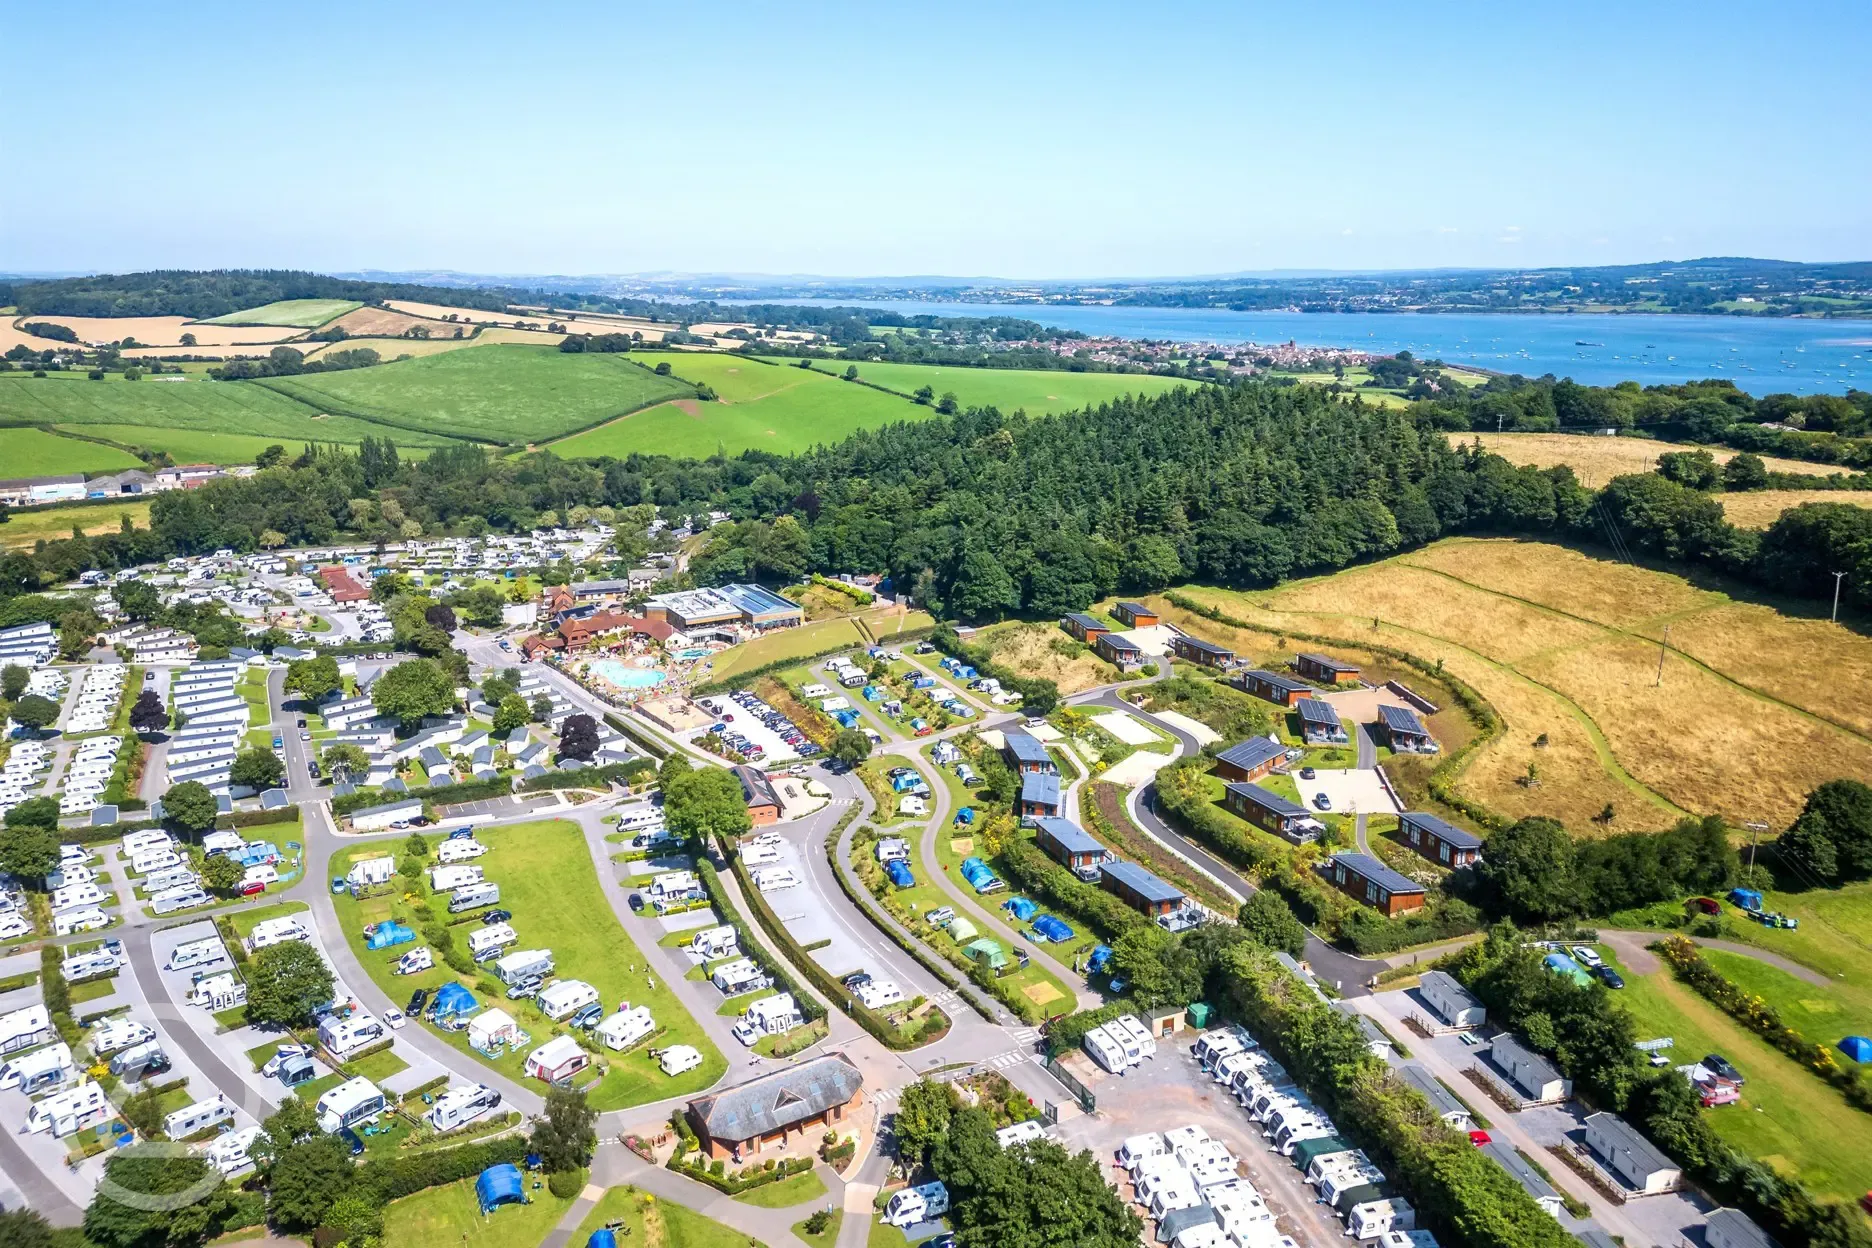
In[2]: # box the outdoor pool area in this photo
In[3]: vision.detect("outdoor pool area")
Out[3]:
[589,660,665,690]
[674,647,713,661]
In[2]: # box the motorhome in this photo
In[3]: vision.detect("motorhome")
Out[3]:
[203,1125,266,1177]
[53,907,109,936]
[166,937,227,973]
[1083,1024,1129,1075]
[537,979,600,1022]
[467,923,517,961]
[318,1014,386,1059]
[709,957,769,996]
[447,881,500,913]
[316,1076,387,1133]
[245,915,311,952]
[61,949,120,982]
[426,1083,502,1132]
[631,827,676,851]
[596,1006,655,1051]
[884,1182,950,1228]
[25,1080,111,1137]
[436,837,488,864]
[163,1095,235,1140]
[430,864,485,892]
[617,807,664,833]
[689,925,738,960]
[996,1120,1046,1148]
[90,1017,155,1057]
[109,1039,169,1080]
[1119,1132,1169,1171]
[0,1005,54,1057]
[0,1043,76,1095]
[151,886,212,915]
[495,948,555,986]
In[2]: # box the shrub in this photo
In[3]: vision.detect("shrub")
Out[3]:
[547,1167,585,1199]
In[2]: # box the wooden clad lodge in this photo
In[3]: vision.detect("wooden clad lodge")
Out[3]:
[1235,669,1312,708]
[1112,602,1159,628]
[1093,632,1145,671]
[1061,613,1109,643]
[1398,812,1482,867]
[1223,782,1323,844]
[1171,635,1234,668]
[1018,772,1062,821]
[1212,736,1286,784]
[1032,816,1110,875]
[1294,697,1348,745]
[1100,860,1185,918]
[1377,704,1438,753]
[1325,852,1427,916]
[1294,653,1360,685]
[1001,732,1057,775]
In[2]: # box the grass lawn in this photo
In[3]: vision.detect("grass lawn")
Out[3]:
[807,358,1200,417]
[328,819,727,1111]
[575,1184,751,1248]
[61,423,411,466]
[0,497,151,548]
[69,978,116,1004]
[221,899,309,941]
[201,299,362,327]
[705,609,933,685]
[262,345,694,446]
[733,1167,828,1207]
[0,427,142,474]
[346,1046,409,1083]
[794,1208,844,1248]
[382,1176,574,1248]
[1601,944,1872,1202]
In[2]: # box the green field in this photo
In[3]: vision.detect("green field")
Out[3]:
[0,498,151,548]
[0,427,142,474]
[383,1177,575,1248]
[328,819,726,1111]
[0,372,460,449]
[549,352,930,459]
[810,358,1201,416]
[261,345,694,446]
[57,424,373,465]
[200,299,361,327]
[575,1185,750,1248]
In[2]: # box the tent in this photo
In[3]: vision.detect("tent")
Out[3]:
[964,938,1008,971]
[431,982,479,1020]
[1003,897,1038,922]
[1729,888,1764,912]
[1032,915,1074,943]
[1841,1036,1872,1063]
[475,1163,526,1213]
[1086,945,1115,974]
[365,920,414,951]
[885,859,915,888]
[946,917,978,944]
[588,1232,619,1248]
[468,1007,520,1050]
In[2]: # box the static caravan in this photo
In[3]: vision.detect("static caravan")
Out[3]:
[25,1080,111,1137]
[689,925,738,960]
[90,1017,155,1057]
[468,923,518,961]
[316,1076,387,1133]
[0,1005,55,1057]
[996,1120,1046,1149]
[151,887,212,915]
[318,1013,386,1059]
[430,863,485,892]
[1349,1199,1415,1241]
[122,829,171,857]
[61,949,120,982]
[436,837,488,864]
[710,958,769,996]
[163,1094,235,1140]
[166,937,227,973]
[537,979,600,1022]
[596,1006,655,1052]
[448,881,500,914]
[495,948,555,986]
[1083,1024,1129,1075]
[885,1182,950,1229]
[1417,972,1486,1030]
[245,915,311,953]
[426,1083,503,1132]
[203,1125,266,1177]
[0,1042,76,1095]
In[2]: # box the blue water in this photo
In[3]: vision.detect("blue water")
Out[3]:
[761,299,1872,396]
[589,660,664,689]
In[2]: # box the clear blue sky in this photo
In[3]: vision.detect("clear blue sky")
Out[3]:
[5,0,1867,279]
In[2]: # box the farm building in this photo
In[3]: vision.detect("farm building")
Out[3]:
[1093,632,1145,671]
[1398,1065,1473,1130]
[1002,732,1057,775]
[685,1052,865,1160]
[1398,812,1482,867]
[733,765,781,826]
[1223,782,1323,844]
[1326,853,1426,915]
[1032,817,1110,875]
[0,474,88,507]
[1478,1140,1564,1218]
[1061,613,1109,643]
[1018,772,1062,821]
[1100,860,1185,918]
[1235,669,1312,708]
[1417,971,1486,1029]
[1704,1209,1775,1248]
[1489,1033,1571,1103]
[1213,736,1286,784]
[1376,704,1437,753]
[1583,1112,1681,1194]
[1294,698,1348,745]
[1294,653,1361,685]
[1112,602,1160,627]
[1171,635,1234,668]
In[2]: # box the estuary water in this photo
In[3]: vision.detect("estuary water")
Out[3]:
[763,298,1872,396]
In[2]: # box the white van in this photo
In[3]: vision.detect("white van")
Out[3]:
[468,923,517,961]
[885,1182,950,1228]
[0,1043,76,1094]
[54,907,110,936]
[448,881,500,913]
[426,1083,502,1133]
[167,938,227,973]
[658,1044,703,1077]
[689,925,738,960]
[163,1094,234,1140]
[430,864,485,892]
[537,979,599,1022]
[1083,1024,1129,1075]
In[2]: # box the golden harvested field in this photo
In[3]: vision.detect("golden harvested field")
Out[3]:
[327,305,456,337]
[1462,432,1841,485]
[1176,537,1872,829]
[977,621,1118,694]
[1720,489,1872,529]
[0,322,76,353]
[383,301,669,341]
[16,316,293,347]
[300,327,564,361]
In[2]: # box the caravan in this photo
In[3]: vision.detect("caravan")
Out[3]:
[436,837,488,864]
[163,1095,235,1140]
[131,847,182,875]
[537,979,600,1022]
[1113,1013,1156,1061]
[0,1043,76,1095]
[143,865,200,894]
[25,1080,111,1137]
[166,937,228,973]
[318,1014,386,1060]
[996,1120,1046,1149]
[61,948,120,982]
[316,1076,387,1133]
[245,915,311,952]
[151,886,211,915]
[596,1006,655,1052]
[448,881,501,914]
[203,1125,266,1177]
[734,994,801,1044]
[53,907,109,936]
[426,1083,502,1133]
[0,1005,55,1057]
[51,882,106,912]
[430,864,485,892]
[188,972,246,1010]
[689,925,738,960]
[710,958,770,996]
[468,923,517,962]
[90,1017,156,1057]
[240,864,279,892]
[1083,1024,1130,1075]
[495,949,555,987]
[1118,1132,1169,1172]
[109,1039,170,1080]
[884,1182,950,1228]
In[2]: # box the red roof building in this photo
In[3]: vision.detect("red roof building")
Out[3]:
[319,565,369,603]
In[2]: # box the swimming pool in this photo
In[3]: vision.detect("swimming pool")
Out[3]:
[590,660,664,690]
[674,648,712,661]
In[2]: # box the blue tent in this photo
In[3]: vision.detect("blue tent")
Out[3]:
[1729,888,1764,912]
[1032,915,1074,943]
[959,857,1002,893]
[365,920,414,950]
[1841,1036,1872,1062]
[1003,896,1039,922]
[588,1232,619,1248]
[1086,945,1115,974]
[885,859,915,888]
[476,1163,525,1214]
[432,982,478,1020]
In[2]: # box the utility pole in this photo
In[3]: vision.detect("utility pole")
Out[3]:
[1833,571,1847,624]
[1654,624,1671,688]
[1745,822,1769,875]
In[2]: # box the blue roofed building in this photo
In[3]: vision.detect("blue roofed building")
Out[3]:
[1032,816,1111,876]
[1001,732,1056,775]
[1017,772,1062,821]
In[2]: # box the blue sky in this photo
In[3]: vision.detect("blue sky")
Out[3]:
[5,0,1867,278]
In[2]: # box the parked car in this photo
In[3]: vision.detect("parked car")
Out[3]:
[732,1019,758,1047]
[1467,1130,1491,1147]
[1299,767,1316,780]
[842,971,873,990]
[1312,793,1332,811]
[407,988,428,1017]
[482,909,512,925]
[339,1127,364,1156]
[1703,1054,1743,1084]
[383,1008,407,1029]
[1571,945,1605,969]
[569,1002,604,1030]
[508,975,543,1000]
[1596,966,1625,989]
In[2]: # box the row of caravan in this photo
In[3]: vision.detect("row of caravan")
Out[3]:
[1080,1013,1159,1074]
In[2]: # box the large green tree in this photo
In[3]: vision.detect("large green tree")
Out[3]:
[84,1149,233,1248]
[370,657,455,728]
[530,1086,598,1175]
[245,942,336,1029]
[283,655,343,704]
[160,781,219,839]
[229,747,284,792]
[891,1079,957,1171]
[1238,889,1308,957]
[1472,816,1577,922]
[662,765,751,843]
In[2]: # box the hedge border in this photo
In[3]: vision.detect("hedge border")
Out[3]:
[692,858,827,1024]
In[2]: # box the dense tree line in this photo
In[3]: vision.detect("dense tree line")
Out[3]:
[1,269,555,320]
[208,345,381,380]
[1469,814,1739,923]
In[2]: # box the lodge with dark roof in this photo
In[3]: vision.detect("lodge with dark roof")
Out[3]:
[1325,852,1427,916]
[1212,736,1286,784]
[733,765,781,826]
[1224,782,1323,844]
[1093,632,1145,671]
[1377,703,1437,753]
[1112,602,1159,628]
[1061,613,1109,643]
[1171,635,1234,668]
[1018,772,1062,821]
[1398,812,1482,867]
[1294,653,1360,685]
[1294,697,1348,744]
[1001,732,1056,775]
[1032,816,1111,874]
[1100,860,1185,918]
[1235,669,1312,708]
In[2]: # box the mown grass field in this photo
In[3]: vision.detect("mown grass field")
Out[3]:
[0,427,142,474]
[56,423,412,466]
[382,1177,576,1248]
[1165,536,1872,830]
[1,498,151,548]
[200,298,361,327]
[1719,489,1872,529]
[574,1185,749,1248]
[705,606,935,682]
[1463,432,1843,486]
[263,345,693,446]
[328,819,726,1111]
[805,359,1200,416]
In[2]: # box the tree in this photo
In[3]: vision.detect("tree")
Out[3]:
[9,694,57,733]
[245,942,336,1029]
[283,655,343,704]
[424,603,458,633]
[913,384,935,405]
[0,824,58,882]
[201,853,245,895]
[371,657,455,728]
[937,391,959,415]
[557,712,600,761]
[6,795,58,832]
[230,747,285,792]
[830,728,871,768]
[842,364,859,381]
[254,444,286,469]
[530,1086,598,1175]
[1778,778,1872,886]
[263,1134,351,1231]
[455,584,507,627]
[0,1208,55,1248]
[663,765,751,843]
[493,693,530,735]
[530,692,554,722]
[482,668,522,705]
[1238,890,1308,956]
[84,1149,232,1248]
[1722,451,1769,490]
[160,781,218,839]
[129,688,168,734]
[320,742,369,782]
[892,1079,957,1171]
[0,664,26,701]
[1474,816,1577,921]
[0,554,40,598]
[113,579,161,621]
[1017,681,1058,716]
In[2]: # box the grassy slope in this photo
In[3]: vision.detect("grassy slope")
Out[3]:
[0,427,142,474]
[803,359,1199,416]
[0,499,151,548]
[262,345,694,445]
[550,352,930,459]
[575,1185,751,1247]
[382,1177,576,1248]
[56,424,427,465]
[329,819,726,1111]
[1720,489,1872,529]
[200,299,361,327]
